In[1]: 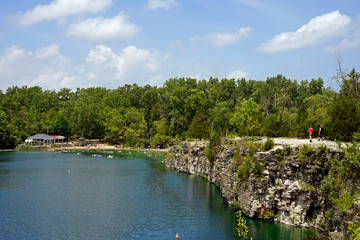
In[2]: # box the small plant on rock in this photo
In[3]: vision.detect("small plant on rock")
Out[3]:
[262,138,274,151]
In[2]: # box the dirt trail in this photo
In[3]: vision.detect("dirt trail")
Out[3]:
[262,137,342,150]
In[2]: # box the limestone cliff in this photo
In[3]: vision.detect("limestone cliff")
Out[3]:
[164,138,360,236]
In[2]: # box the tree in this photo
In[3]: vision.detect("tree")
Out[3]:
[328,95,360,141]
[262,113,289,137]
[150,119,171,147]
[0,110,21,148]
[230,98,263,136]
[50,112,71,137]
[104,108,127,143]
[210,101,231,135]
[188,111,211,140]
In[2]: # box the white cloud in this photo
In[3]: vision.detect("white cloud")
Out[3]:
[0,44,164,90]
[324,38,360,54]
[145,0,178,10]
[0,45,74,89]
[86,45,161,81]
[227,70,248,79]
[191,27,252,48]
[26,71,75,89]
[34,44,60,59]
[12,0,112,26]
[66,13,140,42]
[258,10,351,52]
[0,46,28,64]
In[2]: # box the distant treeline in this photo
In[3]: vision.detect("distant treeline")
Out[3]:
[1,68,360,149]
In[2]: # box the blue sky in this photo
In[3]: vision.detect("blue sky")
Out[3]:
[0,0,359,90]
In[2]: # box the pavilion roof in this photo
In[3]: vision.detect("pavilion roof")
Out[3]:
[27,134,54,140]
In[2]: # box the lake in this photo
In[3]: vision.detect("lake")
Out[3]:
[0,151,316,239]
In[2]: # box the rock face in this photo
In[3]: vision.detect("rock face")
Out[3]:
[164,139,345,230]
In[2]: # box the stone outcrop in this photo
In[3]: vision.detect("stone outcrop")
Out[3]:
[164,138,351,233]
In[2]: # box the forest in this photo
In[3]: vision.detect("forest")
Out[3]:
[1,66,359,149]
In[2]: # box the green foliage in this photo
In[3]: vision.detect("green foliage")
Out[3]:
[204,131,222,164]
[262,138,274,151]
[262,113,290,137]
[234,140,263,180]
[348,220,360,240]
[295,101,309,138]
[151,119,171,147]
[328,95,360,141]
[50,112,71,137]
[284,146,292,155]
[252,158,266,178]
[236,152,253,180]
[300,182,316,191]
[332,188,356,211]
[188,110,211,140]
[299,145,315,166]
[15,144,34,151]
[274,148,285,165]
[319,135,360,216]
[236,210,249,239]
[1,69,359,148]
[230,98,263,136]
[264,211,275,218]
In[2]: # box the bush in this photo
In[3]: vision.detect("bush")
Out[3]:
[262,138,274,151]
[204,131,222,164]
[15,144,34,151]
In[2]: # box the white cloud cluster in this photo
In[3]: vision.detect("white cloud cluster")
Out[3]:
[13,0,112,26]
[145,0,178,10]
[258,10,351,52]
[66,13,140,42]
[0,45,72,89]
[227,70,248,79]
[191,27,252,48]
[0,44,162,90]
[11,0,140,43]
[86,45,160,81]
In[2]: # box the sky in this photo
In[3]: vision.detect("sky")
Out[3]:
[0,0,360,91]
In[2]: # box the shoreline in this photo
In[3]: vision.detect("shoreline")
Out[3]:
[51,145,169,153]
[1,145,169,153]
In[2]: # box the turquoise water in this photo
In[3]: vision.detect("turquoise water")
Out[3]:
[0,151,316,239]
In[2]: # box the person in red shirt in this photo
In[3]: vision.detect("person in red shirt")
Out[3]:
[307,126,314,142]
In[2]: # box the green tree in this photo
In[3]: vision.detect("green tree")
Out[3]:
[104,108,127,143]
[230,98,263,136]
[295,101,309,138]
[328,95,360,141]
[151,119,171,147]
[0,110,21,148]
[50,112,71,137]
[188,111,211,140]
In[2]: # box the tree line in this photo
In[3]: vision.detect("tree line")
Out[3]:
[1,67,359,149]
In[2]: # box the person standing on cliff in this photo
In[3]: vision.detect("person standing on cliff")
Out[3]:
[318,124,325,141]
[307,126,314,142]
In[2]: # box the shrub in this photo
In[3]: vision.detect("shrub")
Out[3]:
[204,131,221,164]
[264,211,275,218]
[347,220,360,240]
[15,144,34,151]
[262,138,274,151]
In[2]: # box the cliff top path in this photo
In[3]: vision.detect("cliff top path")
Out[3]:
[233,137,343,151]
